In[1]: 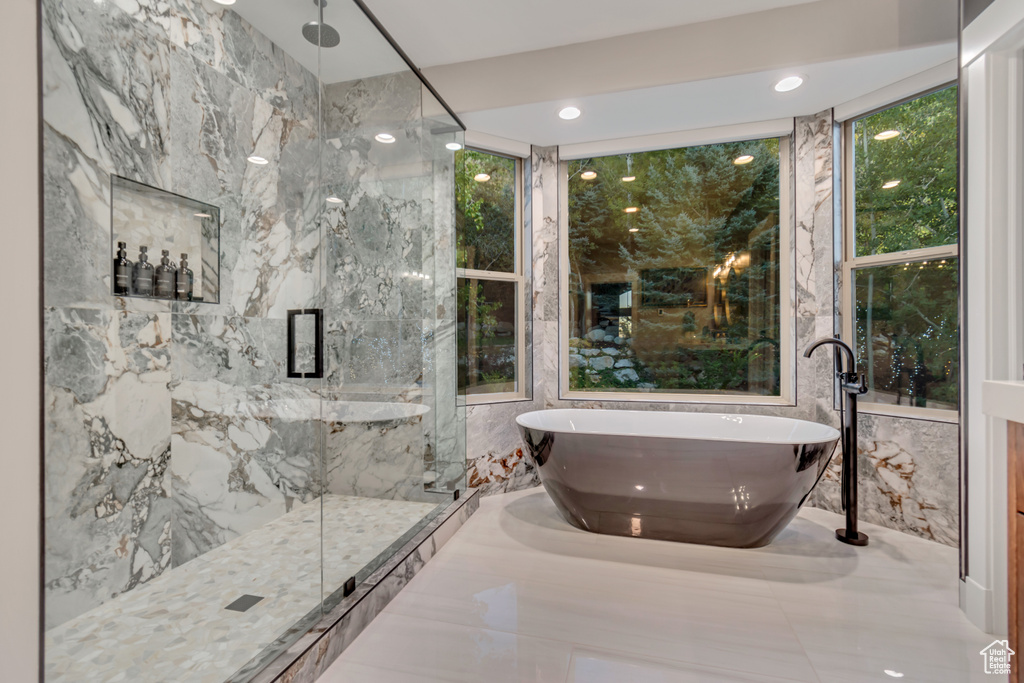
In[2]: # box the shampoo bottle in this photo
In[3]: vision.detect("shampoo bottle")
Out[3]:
[155,249,177,299]
[132,246,155,297]
[113,241,132,296]
[176,253,194,301]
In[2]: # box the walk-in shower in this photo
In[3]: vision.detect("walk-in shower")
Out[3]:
[40,0,465,680]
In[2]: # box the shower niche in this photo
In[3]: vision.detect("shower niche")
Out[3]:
[110,175,220,303]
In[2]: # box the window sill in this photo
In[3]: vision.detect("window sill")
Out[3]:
[559,390,794,407]
[857,402,959,424]
[464,392,531,406]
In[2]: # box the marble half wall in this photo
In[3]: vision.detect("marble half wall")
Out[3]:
[465,123,960,547]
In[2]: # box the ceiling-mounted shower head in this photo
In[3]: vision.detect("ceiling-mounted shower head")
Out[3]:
[302,0,341,48]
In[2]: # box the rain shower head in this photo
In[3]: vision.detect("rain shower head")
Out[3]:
[302,21,341,47]
[302,0,340,48]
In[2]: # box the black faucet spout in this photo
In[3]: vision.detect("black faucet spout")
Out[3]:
[803,336,856,375]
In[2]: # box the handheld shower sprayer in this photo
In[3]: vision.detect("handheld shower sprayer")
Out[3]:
[803,336,870,546]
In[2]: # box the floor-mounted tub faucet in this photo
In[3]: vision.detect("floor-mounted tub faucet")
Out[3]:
[803,336,870,546]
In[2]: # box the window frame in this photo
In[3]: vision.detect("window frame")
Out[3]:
[558,134,796,405]
[839,83,960,423]
[457,147,527,404]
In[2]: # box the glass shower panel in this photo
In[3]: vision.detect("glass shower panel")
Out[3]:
[42,0,326,680]
[316,0,466,605]
[424,94,468,497]
[42,0,463,679]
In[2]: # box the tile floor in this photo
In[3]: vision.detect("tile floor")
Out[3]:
[323,488,1004,682]
[45,495,439,683]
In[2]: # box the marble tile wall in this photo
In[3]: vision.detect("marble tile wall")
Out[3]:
[43,0,463,634]
[466,120,960,547]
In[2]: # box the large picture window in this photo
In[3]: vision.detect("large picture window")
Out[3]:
[562,137,790,401]
[842,85,959,417]
[456,148,525,400]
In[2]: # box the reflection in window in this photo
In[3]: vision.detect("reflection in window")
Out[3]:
[458,277,517,394]
[854,261,958,409]
[456,148,523,398]
[566,138,783,396]
[846,85,959,413]
[853,87,958,256]
[457,150,516,272]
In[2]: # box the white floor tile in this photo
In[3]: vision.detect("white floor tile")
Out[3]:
[566,648,810,683]
[325,488,1003,683]
[336,612,572,683]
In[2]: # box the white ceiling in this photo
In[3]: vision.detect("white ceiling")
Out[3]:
[232,0,407,84]
[231,0,958,147]
[461,44,957,147]
[358,0,819,67]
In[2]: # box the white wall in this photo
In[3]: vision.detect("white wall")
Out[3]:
[961,0,1024,636]
[0,0,41,679]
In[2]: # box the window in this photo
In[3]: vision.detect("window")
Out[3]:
[456,148,525,401]
[561,136,792,402]
[842,85,959,417]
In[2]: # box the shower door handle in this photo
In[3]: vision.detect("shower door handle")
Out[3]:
[287,308,323,379]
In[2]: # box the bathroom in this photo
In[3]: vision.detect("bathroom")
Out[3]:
[2,0,1023,681]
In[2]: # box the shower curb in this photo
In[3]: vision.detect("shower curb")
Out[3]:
[247,489,480,683]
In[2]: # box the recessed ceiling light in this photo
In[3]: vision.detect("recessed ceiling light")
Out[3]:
[326,195,343,204]
[624,207,639,213]
[883,671,904,679]
[635,484,644,490]
[733,155,755,165]
[212,0,236,5]
[882,180,901,189]
[558,106,582,120]
[621,176,636,182]
[774,75,804,92]
[580,171,597,180]
[874,130,901,141]
[247,155,269,165]
[628,228,639,233]
[474,173,491,182]
[446,142,463,151]
[375,133,396,144]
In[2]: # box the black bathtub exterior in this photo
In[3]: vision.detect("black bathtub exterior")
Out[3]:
[518,420,838,548]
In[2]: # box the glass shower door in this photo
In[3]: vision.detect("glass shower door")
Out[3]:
[41,0,464,679]
[315,0,466,605]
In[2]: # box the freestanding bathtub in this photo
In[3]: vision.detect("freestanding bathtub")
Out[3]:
[516,409,840,548]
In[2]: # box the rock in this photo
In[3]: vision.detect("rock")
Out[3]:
[589,356,615,371]
[587,329,606,342]
[637,382,656,389]
[599,320,610,328]
[569,354,585,368]
[602,347,620,357]
[613,368,640,382]
[613,337,624,345]
[580,348,601,357]
[614,359,634,368]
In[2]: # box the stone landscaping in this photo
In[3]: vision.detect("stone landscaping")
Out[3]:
[568,327,656,390]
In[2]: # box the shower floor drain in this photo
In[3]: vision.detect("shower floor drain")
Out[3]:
[225,595,265,612]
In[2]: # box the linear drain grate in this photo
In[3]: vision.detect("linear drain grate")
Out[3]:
[225,594,265,612]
